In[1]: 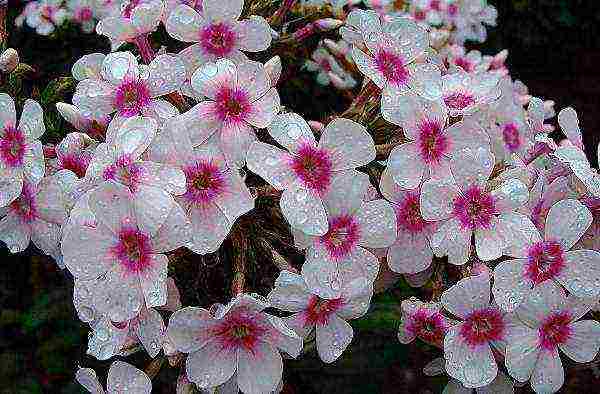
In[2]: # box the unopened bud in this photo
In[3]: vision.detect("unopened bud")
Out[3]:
[314,18,343,32]
[307,120,325,132]
[0,48,19,73]
[292,24,315,41]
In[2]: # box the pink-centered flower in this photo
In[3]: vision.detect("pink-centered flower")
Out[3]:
[504,281,600,394]
[382,92,491,189]
[441,272,507,388]
[62,181,188,322]
[149,126,254,254]
[420,147,529,265]
[166,0,271,64]
[72,51,186,124]
[268,270,372,363]
[0,172,71,261]
[23,0,69,36]
[493,199,600,311]
[379,168,437,274]
[247,113,375,236]
[57,102,110,141]
[397,297,454,347]
[0,95,45,208]
[96,0,164,50]
[167,294,302,394]
[437,69,500,116]
[52,132,97,178]
[76,360,152,393]
[175,58,280,167]
[350,15,438,99]
[293,171,397,299]
[68,0,97,33]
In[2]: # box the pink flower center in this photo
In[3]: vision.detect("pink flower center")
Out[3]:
[413,9,426,21]
[121,0,141,18]
[59,153,91,178]
[429,0,441,11]
[452,185,496,230]
[502,122,522,153]
[114,79,151,117]
[214,87,250,124]
[103,156,143,192]
[406,308,447,344]
[304,295,344,326]
[200,22,237,57]
[395,191,429,234]
[0,125,26,168]
[443,91,475,111]
[447,4,458,16]
[289,143,332,194]
[212,309,267,352]
[460,307,505,347]
[454,57,474,72]
[9,182,37,223]
[319,215,361,260]
[417,119,448,164]
[374,49,408,86]
[539,311,572,351]
[75,6,93,21]
[112,227,153,274]
[183,160,225,206]
[525,241,565,284]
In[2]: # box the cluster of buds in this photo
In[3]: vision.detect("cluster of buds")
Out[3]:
[4,1,600,394]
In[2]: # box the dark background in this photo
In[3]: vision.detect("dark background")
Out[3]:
[2,1,600,393]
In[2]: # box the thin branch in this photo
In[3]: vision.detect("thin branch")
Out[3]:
[230,229,248,296]
[144,356,165,380]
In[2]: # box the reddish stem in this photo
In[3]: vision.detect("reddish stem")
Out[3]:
[134,35,155,64]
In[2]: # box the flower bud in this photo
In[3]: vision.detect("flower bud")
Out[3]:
[314,18,344,32]
[264,56,282,87]
[0,48,19,73]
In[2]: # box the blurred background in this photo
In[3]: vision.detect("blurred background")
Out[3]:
[1,1,600,393]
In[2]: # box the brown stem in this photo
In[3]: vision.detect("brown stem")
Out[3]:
[0,5,6,50]
[230,230,247,296]
[375,142,401,160]
[250,185,282,198]
[144,356,165,380]
[269,0,297,27]
[133,35,155,64]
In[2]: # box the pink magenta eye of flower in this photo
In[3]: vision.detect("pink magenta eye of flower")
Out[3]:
[502,122,522,153]
[454,57,474,72]
[319,215,361,260]
[103,156,143,191]
[9,183,38,223]
[443,91,476,111]
[525,241,566,284]
[417,119,449,164]
[304,295,344,326]
[0,125,26,168]
[200,22,237,57]
[112,227,153,274]
[214,87,251,123]
[538,311,572,351]
[114,79,151,117]
[121,0,141,18]
[407,309,447,344]
[59,154,90,178]
[452,185,496,230]
[396,192,429,234]
[460,307,505,347]
[75,7,93,21]
[289,143,333,194]
[374,49,409,86]
[447,4,458,16]
[213,310,268,352]
[183,160,226,205]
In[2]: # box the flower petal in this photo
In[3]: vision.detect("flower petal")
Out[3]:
[430,217,471,266]
[237,342,282,394]
[280,183,328,236]
[420,178,460,221]
[441,272,491,319]
[388,232,433,274]
[0,213,30,253]
[186,340,237,389]
[145,55,186,97]
[266,113,316,153]
[235,16,272,52]
[387,142,425,190]
[0,93,16,128]
[559,320,600,363]
[19,99,45,141]
[545,199,592,251]
[107,361,152,394]
[504,324,539,383]
[62,224,114,280]
[167,306,214,353]
[203,0,243,21]
[319,118,375,171]
[268,270,311,312]
[530,348,564,394]
[166,5,204,42]
[191,59,237,100]
[246,142,295,190]
[498,213,542,258]
[355,199,397,248]
[316,314,353,363]
[492,258,533,312]
[557,249,600,299]
[449,147,494,191]
[246,88,280,129]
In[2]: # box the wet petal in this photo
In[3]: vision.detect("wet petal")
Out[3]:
[387,142,424,190]
[107,361,152,394]
[545,199,592,251]
[316,314,353,363]
[441,272,491,319]
[280,183,328,236]
[319,118,375,170]
[492,258,532,312]
[235,16,272,52]
[237,342,282,394]
[167,306,214,353]
[19,99,45,141]
[430,217,471,266]
[355,199,396,248]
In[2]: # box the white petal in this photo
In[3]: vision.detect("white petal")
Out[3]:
[387,143,425,190]
[75,368,104,394]
[93,269,143,322]
[22,141,45,185]
[388,232,433,274]
[191,58,236,99]
[280,184,328,236]
[319,118,375,170]
[268,270,311,312]
[237,342,282,394]
[246,142,295,190]
[266,113,316,153]
[498,213,541,258]
[133,185,178,238]
[72,53,105,81]
[166,5,203,42]
[355,199,397,248]
[492,259,533,312]
[474,216,505,261]
[504,324,540,383]
[559,320,600,362]
[557,249,600,299]
[322,170,370,218]
[130,0,163,33]
[113,116,158,158]
[134,306,165,358]
[186,340,237,388]
[444,325,498,388]
[235,16,272,52]
[203,0,243,21]
[145,55,186,97]
[316,314,353,363]
[0,213,30,253]
[107,361,152,394]
[188,203,232,254]
[0,93,16,129]
[490,178,529,213]
[245,88,280,129]
[515,281,567,328]
[545,199,592,251]
[420,178,460,221]
[449,147,495,191]
[139,254,168,308]
[101,51,139,86]
[441,272,491,319]
[530,349,564,394]
[430,218,471,266]
[19,99,45,141]
[167,306,215,353]
[62,224,114,280]
[88,181,136,235]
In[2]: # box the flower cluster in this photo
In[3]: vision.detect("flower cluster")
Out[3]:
[5,0,600,393]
